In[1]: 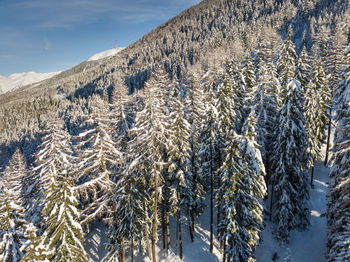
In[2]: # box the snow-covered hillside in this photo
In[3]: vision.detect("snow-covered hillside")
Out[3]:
[0,71,60,94]
[87,47,124,61]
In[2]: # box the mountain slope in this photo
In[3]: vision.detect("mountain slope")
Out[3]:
[0,0,349,162]
[87,47,125,61]
[0,72,61,94]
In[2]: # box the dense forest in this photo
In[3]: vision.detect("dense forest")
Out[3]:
[0,0,349,261]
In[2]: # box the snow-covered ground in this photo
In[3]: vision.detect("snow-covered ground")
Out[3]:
[87,47,124,61]
[256,162,329,262]
[84,163,329,262]
[0,71,60,94]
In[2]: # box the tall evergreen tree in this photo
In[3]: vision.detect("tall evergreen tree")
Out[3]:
[129,68,173,262]
[74,95,122,224]
[327,49,350,262]
[198,91,218,254]
[0,148,30,262]
[219,109,266,262]
[184,72,205,238]
[271,80,310,243]
[277,27,297,99]
[305,60,329,185]
[168,94,192,259]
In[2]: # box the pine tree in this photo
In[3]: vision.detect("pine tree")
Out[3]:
[167,93,192,259]
[74,95,122,224]
[198,91,218,254]
[129,68,173,262]
[296,47,312,94]
[327,49,350,262]
[271,80,310,243]
[277,27,297,99]
[305,60,329,186]
[38,175,90,262]
[184,72,205,239]
[28,116,90,261]
[324,25,346,165]
[0,149,30,262]
[219,109,266,262]
[27,116,75,226]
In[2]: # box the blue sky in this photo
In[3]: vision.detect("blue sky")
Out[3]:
[0,0,200,76]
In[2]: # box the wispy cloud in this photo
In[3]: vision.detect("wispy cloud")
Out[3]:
[44,38,52,50]
[14,0,191,29]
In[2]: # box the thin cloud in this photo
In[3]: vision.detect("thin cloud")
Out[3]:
[15,0,188,29]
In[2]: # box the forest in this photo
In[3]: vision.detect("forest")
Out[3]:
[0,0,349,262]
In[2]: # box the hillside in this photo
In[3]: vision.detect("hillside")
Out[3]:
[0,1,349,262]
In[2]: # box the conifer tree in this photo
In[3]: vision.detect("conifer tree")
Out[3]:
[198,91,218,254]
[324,26,346,165]
[168,94,192,259]
[277,27,297,99]
[296,47,312,94]
[0,149,30,262]
[327,49,350,262]
[184,72,205,238]
[129,68,173,262]
[29,116,90,261]
[219,109,266,262]
[38,175,90,262]
[305,60,329,185]
[271,80,310,242]
[74,95,122,223]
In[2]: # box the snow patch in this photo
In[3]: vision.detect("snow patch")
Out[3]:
[87,47,124,61]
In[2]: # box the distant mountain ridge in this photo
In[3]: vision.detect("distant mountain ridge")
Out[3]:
[0,71,61,94]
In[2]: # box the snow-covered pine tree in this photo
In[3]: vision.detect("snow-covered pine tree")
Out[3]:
[128,68,173,262]
[254,60,280,182]
[27,115,90,261]
[277,27,297,99]
[74,95,122,224]
[167,93,192,259]
[104,157,148,262]
[324,25,346,165]
[271,80,310,243]
[110,82,134,151]
[39,175,90,262]
[27,116,75,226]
[296,47,312,94]
[198,90,218,254]
[305,60,329,185]
[0,148,30,261]
[327,49,350,262]
[219,108,266,262]
[184,72,205,239]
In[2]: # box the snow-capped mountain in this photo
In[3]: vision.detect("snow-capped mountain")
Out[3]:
[0,71,61,94]
[87,47,124,61]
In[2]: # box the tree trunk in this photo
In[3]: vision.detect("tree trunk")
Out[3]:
[119,239,125,262]
[324,109,332,166]
[210,145,214,253]
[166,212,170,252]
[269,180,274,221]
[143,203,152,260]
[217,149,222,239]
[131,234,134,262]
[311,165,315,188]
[223,236,226,262]
[161,203,166,249]
[188,210,194,242]
[177,190,183,260]
[152,170,159,262]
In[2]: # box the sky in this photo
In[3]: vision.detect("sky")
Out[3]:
[0,0,201,76]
